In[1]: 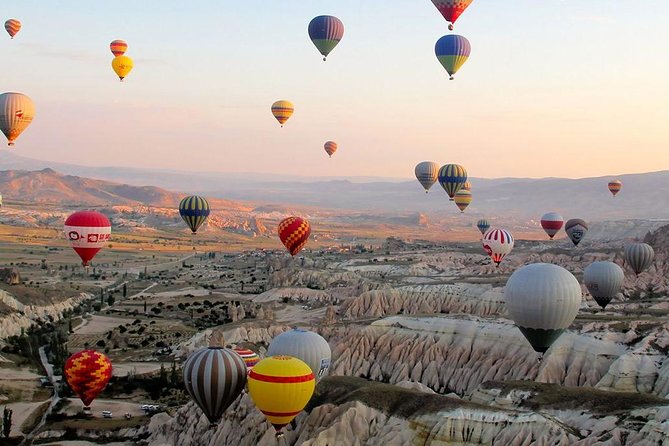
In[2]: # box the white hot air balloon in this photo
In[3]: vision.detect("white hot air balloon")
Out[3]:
[504,263,582,353]
[482,228,514,266]
[583,261,624,309]
[0,92,35,146]
[267,328,331,382]
[624,243,655,276]
[414,161,440,193]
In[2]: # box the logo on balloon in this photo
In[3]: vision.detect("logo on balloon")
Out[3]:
[68,231,80,241]
[317,358,331,378]
[483,244,493,256]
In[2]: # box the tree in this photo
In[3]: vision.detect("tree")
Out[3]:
[159,364,167,386]
[170,361,177,386]
[123,283,127,298]
[107,295,115,306]
[2,406,12,438]
[100,289,104,307]
[144,300,147,314]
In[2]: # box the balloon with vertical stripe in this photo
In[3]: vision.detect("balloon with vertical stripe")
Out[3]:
[324,141,337,158]
[183,347,247,426]
[438,163,467,200]
[565,218,588,246]
[0,92,35,146]
[271,100,294,126]
[4,19,21,39]
[624,242,654,276]
[268,328,331,383]
[608,180,622,196]
[476,219,490,235]
[584,261,624,309]
[462,181,472,192]
[540,212,564,240]
[435,34,471,79]
[64,350,113,408]
[248,356,315,436]
[179,195,211,234]
[482,228,514,266]
[414,161,440,193]
[453,189,472,212]
[308,15,344,61]
[109,39,128,57]
[278,217,311,256]
[431,0,474,30]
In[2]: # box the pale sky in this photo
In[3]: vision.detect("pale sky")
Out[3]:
[1,1,668,179]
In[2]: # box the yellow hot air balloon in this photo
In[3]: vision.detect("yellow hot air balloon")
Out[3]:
[271,100,294,127]
[454,189,472,212]
[0,92,35,146]
[112,55,133,82]
[248,356,315,437]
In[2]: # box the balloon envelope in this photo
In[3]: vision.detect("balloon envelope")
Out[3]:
[453,189,472,212]
[112,55,133,81]
[5,19,21,38]
[540,212,564,239]
[584,261,624,309]
[0,92,35,146]
[271,100,294,126]
[110,39,128,56]
[624,243,654,276]
[438,164,467,200]
[482,228,514,265]
[435,35,471,79]
[431,0,474,29]
[324,141,337,158]
[64,211,111,266]
[608,180,622,196]
[179,195,211,234]
[64,350,112,407]
[267,328,331,382]
[278,217,311,256]
[504,263,581,353]
[415,161,440,193]
[476,219,490,235]
[308,15,344,60]
[233,348,260,371]
[565,219,588,246]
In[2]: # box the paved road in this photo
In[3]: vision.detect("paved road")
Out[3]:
[20,347,60,445]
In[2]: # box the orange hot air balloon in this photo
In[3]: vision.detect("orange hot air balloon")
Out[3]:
[4,19,21,39]
[324,141,337,158]
[271,100,294,127]
[64,350,113,409]
[109,39,128,57]
[278,217,311,256]
[608,180,622,196]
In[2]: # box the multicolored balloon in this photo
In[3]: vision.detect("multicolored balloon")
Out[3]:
[482,228,514,266]
[435,34,471,79]
[324,141,337,158]
[64,211,111,266]
[109,40,128,57]
[4,19,21,39]
[248,356,315,437]
[111,55,133,81]
[0,92,35,146]
[476,219,490,235]
[267,328,331,383]
[608,180,622,197]
[179,195,211,234]
[233,348,260,371]
[414,161,440,193]
[271,100,294,127]
[183,348,247,426]
[278,216,311,256]
[308,15,344,61]
[584,261,624,309]
[540,212,564,240]
[431,0,474,30]
[438,163,467,200]
[462,181,472,192]
[64,350,113,408]
[504,263,581,353]
[624,242,654,276]
[565,218,588,246]
[453,189,472,212]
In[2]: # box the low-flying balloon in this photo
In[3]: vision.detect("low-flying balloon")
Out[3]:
[504,263,581,353]
[109,39,128,56]
[233,348,260,371]
[540,212,564,240]
[248,356,315,437]
[438,163,467,200]
[453,189,472,213]
[4,19,21,39]
[179,195,211,234]
[476,219,490,235]
[608,180,622,197]
[482,228,514,266]
[308,15,344,61]
[624,242,654,276]
[271,100,294,127]
[64,350,113,409]
[278,217,311,256]
[414,161,439,193]
[111,55,133,81]
[565,218,588,246]
[183,347,247,427]
[584,261,624,309]
[324,141,337,158]
[431,0,474,30]
[435,34,471,80]
[267,328,331,383]
[0,92,35,146]
[64,211,111,266]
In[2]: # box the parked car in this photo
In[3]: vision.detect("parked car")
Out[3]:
[102,411,112,418]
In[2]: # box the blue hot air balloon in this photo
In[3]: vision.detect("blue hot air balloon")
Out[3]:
[477,219,490,236]
[435,34,471,79]
[438,164,468,200]
[308,16,344,61]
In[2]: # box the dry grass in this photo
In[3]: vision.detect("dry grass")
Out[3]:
[21,400,50,434]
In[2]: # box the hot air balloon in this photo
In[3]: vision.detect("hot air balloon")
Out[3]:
[482,228,514,266]
[540,212,564,240]
[308,15,344,61]
[624,242,655,276]
[4,19,21,39]
[435,34,471,80]
[183,347,247,427]
[278,217,311,256]
[431,0,474,30]
[109,39,128,57]
[565,218,588,246]
[267,328,331,383]
[248,356,315,437]
[608,180,622,197]
[438,164,467,200]
[504,263,581,353]
[462,181,472,192]
[111,55,133,81]
[324,141,337,158]
[179,195,210,234]
[414,161,439,193]
[233,348,260,371]
[583,261,624,309]
[0,92,35,146]
[453,189,472,213]
[64,350,113,409]
[476,219,490,236]
[271,100,294,127]
[64,211,111,266]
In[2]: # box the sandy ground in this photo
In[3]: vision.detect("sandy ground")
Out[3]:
[6,400,49,437]
[39,442,134,446]
[74,315,131,335]
[63,399,147,418]
[0,366,41,381]
[112,361,170,377]
[275,305,327,324]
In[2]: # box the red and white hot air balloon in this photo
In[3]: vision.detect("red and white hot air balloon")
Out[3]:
[482,228,514,266]
[540,212,564,240]
[64,211,111,266]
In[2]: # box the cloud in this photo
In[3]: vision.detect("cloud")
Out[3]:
[17,41,97,63]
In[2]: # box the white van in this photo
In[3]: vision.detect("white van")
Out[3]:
[102,411,112,418]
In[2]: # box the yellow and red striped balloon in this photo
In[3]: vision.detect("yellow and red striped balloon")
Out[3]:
[278,217,311,256]
[271,100,294,127]
[109,39,128,57]
[324,141,337,158]
[608,180,622,196]
[64,350,113,408]
[4,19,21,39]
